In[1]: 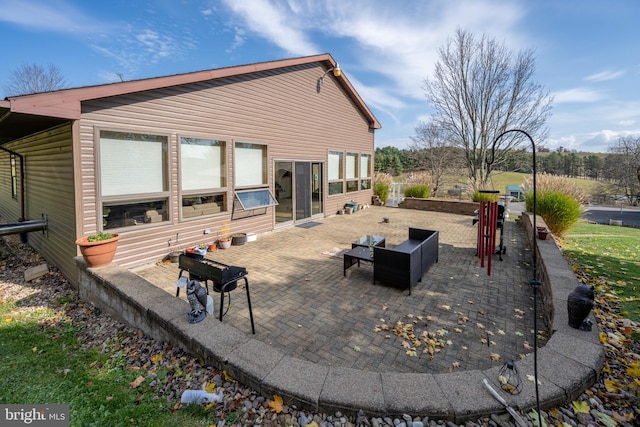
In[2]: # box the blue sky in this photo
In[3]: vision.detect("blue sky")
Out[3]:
[1,0,639,153]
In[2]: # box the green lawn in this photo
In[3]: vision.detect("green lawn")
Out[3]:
[560,222,640,326]
[0,298,213,427]
[433,170,614,199]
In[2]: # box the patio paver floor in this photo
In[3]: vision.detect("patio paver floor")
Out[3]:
[135,206,546,374]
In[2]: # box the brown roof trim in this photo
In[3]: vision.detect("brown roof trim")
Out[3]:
[6,54,380,129]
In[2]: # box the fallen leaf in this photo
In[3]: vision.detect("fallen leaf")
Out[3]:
[527,374,542,385]
[440,304,451,311]
[593,411,617,427]
[572,400,590,414]
[151,353,162,364]
[604,378,619,393]
[353,346,361,352]
[222,370,236,383]
[523,341,533,350]
[453,327,463,333]
[268,395,284,413]
[497,329,506,335]
[452,361,460,368]
[406,350,417,357]
[489,352,501,361]
[528,409,548,427]
[205,382,216,393]
[476,323,485,329]
[129,375,145,388]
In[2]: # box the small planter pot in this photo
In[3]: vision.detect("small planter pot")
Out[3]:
[536,226,549,240]
[208,243,217,251]
[232,233,247,246]
[218,239,232,249]
[169,251,182,263]
[76,233,120,268]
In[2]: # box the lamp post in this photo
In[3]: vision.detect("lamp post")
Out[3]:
[488,129,542,420]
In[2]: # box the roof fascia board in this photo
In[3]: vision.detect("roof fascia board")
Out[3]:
[4,53,380,129]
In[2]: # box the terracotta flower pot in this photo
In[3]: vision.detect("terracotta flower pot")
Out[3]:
[218,239,232,249]
[76,234,120,268]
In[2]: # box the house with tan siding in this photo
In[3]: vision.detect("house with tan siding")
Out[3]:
[0,54,380,286]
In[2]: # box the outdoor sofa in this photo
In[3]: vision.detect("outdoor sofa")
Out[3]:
[373,227,439,294]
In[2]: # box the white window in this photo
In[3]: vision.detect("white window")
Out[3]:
[360,154,372,190]
[235,142,267,187]
[328,151,343,195]
[180,137,227,218]
[346,153,358,193]
[99,130,169,229]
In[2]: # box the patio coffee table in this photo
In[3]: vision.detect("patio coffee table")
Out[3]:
[343,246,375,283]
[352,235,385,249]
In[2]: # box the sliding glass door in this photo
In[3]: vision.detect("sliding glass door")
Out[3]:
[274,161,323,225]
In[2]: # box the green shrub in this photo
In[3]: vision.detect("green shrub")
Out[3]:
[374,182,390,204]
[404,184,431,198]
[472,190,499,203]
[525,190,582,236]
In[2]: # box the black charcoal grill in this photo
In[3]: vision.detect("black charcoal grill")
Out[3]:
[177,254,255,334]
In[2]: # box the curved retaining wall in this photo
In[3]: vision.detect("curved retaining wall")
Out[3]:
[76,212,603,423]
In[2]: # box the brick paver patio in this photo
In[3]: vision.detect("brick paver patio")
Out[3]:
[135,206,546,374]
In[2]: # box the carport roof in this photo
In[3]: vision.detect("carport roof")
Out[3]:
[1,53,380,145]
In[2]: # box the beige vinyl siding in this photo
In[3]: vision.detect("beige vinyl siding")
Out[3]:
[79,63,373,269]
[1,123,77,282]
[0,150,22,221]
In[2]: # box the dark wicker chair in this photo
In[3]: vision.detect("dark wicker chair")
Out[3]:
[373,228,439,294]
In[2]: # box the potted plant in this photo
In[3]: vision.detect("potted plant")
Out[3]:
[217,221,232,249]
[75,231,120,268]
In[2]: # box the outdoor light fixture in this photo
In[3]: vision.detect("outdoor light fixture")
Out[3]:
[318,63,342,85]
[488,128,542,419]
[498,360,522,395]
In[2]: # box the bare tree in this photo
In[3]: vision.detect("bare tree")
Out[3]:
[609,135,640,204]
[409,121,463,196]
[4,62,68,96]
[422,29,552,190]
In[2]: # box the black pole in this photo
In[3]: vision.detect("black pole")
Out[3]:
[489,129,542,421]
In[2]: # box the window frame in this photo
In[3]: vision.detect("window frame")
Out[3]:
[328,150,344,196]
[360,153,372,190]
[179,135,228,220]
[345,152,359,193]
[234,142,269,188]
[97,129,171,231]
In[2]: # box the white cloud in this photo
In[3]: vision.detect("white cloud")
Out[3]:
[584,69,625,82]
[0,0,108,33]
[219,0,318,55]
[552,88,602,103]
[618,119,636,126]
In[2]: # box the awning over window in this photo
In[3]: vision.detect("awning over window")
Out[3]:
[232,188,278,219]
[234,189,278,210]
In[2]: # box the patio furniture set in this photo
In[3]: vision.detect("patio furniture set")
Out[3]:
[343,227,439,295]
